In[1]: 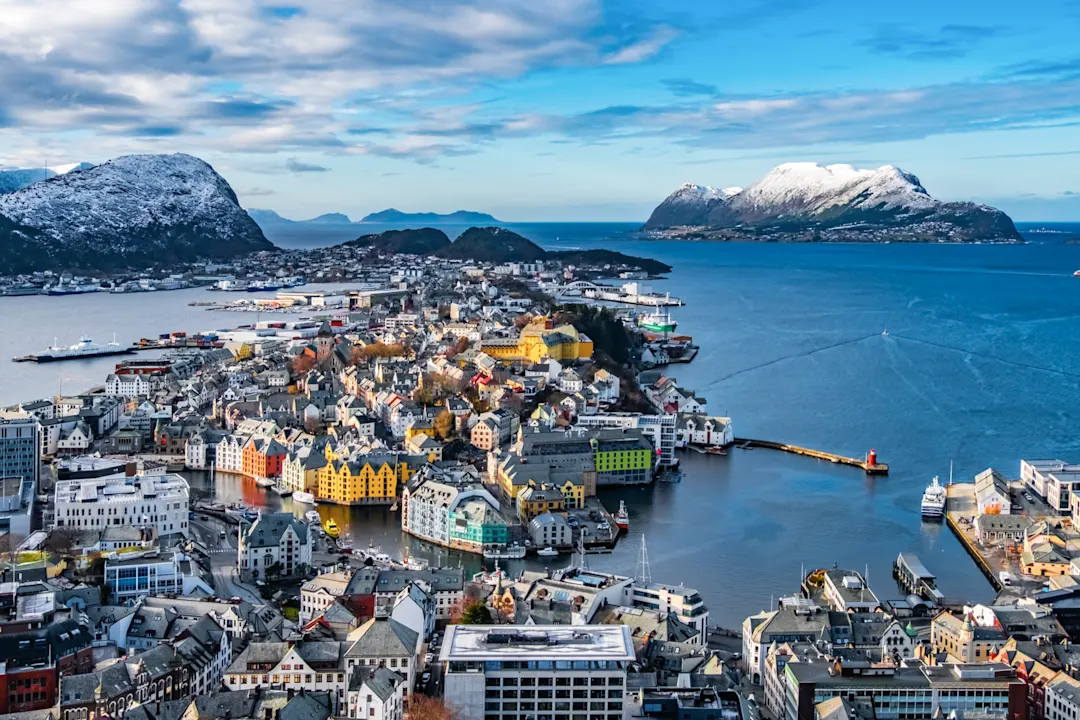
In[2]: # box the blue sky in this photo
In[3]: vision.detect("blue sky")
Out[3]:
[2,0,1080,221]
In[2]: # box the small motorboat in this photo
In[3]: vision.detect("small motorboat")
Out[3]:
[254,477,274,488]
[272,483,292,497]
[1074,270,1080,277]
[304,510,321,525]
[537,547,559,557]
[292,491,316,505]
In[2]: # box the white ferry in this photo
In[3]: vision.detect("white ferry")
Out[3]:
[14,335,134,363]
[483,544,527,560]
[921,476,947,520]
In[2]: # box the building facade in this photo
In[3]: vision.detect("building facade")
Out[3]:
[53,473,190,539]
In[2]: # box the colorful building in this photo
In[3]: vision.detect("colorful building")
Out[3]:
[316,453,414,505]
[241,436,287,480]
[516,484,567,522]
[481,318,593,364]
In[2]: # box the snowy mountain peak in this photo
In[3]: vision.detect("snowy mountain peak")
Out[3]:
[644,161,1020,242]
[0,152,272,273]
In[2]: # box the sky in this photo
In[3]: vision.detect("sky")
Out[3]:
[2,0,1080,221]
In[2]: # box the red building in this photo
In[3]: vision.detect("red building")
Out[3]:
[0,619,93,714]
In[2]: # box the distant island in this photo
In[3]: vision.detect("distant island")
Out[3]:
[344,226,672,274]
[358,208,499,224]
[644,162,1022,244]
[248,208,501,228]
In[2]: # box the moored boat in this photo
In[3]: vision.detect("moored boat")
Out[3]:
[324,518,340,538]
[254,477,274,488]
[484,543,526,560]
[537,547,559,557]
[293,491,316,505]
[13,335,134,363]
[273,483,292,497]
[921,476,947,520]
[613,501,629,532]
[304,510,322,525]
[638,310,677,334]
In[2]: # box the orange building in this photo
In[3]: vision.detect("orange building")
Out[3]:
[242,436,288,479]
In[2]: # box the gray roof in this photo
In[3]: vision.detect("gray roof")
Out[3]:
[242,512,309,548]
[345,618,418,658]
[349,666,404,701]
[375,567,464,594]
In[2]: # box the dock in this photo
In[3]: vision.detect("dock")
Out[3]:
[944,483,1003,591]
[733,438,889,475]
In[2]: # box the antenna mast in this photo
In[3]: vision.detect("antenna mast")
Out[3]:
[636,534,652,585]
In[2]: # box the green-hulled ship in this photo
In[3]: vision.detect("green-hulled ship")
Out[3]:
[639,311,677,334]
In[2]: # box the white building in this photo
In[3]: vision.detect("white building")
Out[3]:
[373,568,465,622]
[238,512,313,581]
[1022,459,1079,498]
[440,625,635,720]
[676,413,735,449]
[104,551,212,600]
[105,373,154,397]
[630,580,710,644]
[301,570,352,624]
[54,473,190,538]
[225,641,350,714]
[346,666,405,720]
[385,582,436,642]
[215,435,245,473]
[1047,673,1080,720]
[975,468,1011,515]
[345,618,421,704]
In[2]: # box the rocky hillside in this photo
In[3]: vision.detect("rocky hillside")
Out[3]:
[644,163,1022,243]
[435,227,547,263]
[346,228,451,255]
[0,153,273,273]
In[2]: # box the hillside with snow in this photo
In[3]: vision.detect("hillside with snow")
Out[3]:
[0,153,273,273]
[644,163,1021,243]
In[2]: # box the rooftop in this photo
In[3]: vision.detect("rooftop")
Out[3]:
[440,624,635,662]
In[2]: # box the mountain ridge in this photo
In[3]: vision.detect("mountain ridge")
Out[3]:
[644,162,1022,243]
[0,153,273,273]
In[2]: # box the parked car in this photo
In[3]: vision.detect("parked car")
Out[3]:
[421,672,432,685]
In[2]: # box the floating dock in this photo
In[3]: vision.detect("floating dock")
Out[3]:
[733,438,889,474]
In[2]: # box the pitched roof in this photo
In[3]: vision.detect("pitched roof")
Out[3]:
[345,618,418,658]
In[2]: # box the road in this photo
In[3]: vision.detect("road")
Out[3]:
[189,515,266,607]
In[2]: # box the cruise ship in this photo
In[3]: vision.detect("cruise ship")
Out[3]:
[13,335,134,363]
[921,476,947,520]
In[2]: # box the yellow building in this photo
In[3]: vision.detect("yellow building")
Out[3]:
[496,455,585,509]
[481,319,593,364]
[516,484,567,522]
[316,454,411,505]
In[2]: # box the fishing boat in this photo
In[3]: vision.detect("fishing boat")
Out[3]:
[638,310,677,334]
[484,544,526,560]
[272,483,292,497]
[613,501,629,532]
[363,544,393,564]
[292,491,316,505]
[324,518,340,538]
[536,547,559,557]
[254,477,274,488]
[705,446,727,456]
[304,510,322,525]
[472,561,509,586]
[337,535,353,553]
[921,476,947,520]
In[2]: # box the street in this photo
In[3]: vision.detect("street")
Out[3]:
[189,515,266,607]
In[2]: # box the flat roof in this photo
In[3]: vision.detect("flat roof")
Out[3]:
[440,625,635,663]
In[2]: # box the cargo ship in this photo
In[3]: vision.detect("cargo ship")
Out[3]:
[638,311,677,334]
[13,335,134,363]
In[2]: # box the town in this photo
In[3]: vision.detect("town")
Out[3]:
[1,247,1078,720]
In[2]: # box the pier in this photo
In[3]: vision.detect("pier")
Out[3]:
[944,484,1003,591]
[733,438,889,474]
[893,552,945,602]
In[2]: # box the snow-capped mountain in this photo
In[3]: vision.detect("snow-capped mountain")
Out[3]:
[0,153,273,273]
[0,162,94,194]
[644,162,1021,242]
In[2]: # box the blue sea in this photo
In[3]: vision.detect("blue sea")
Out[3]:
[5,220,1080,626]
